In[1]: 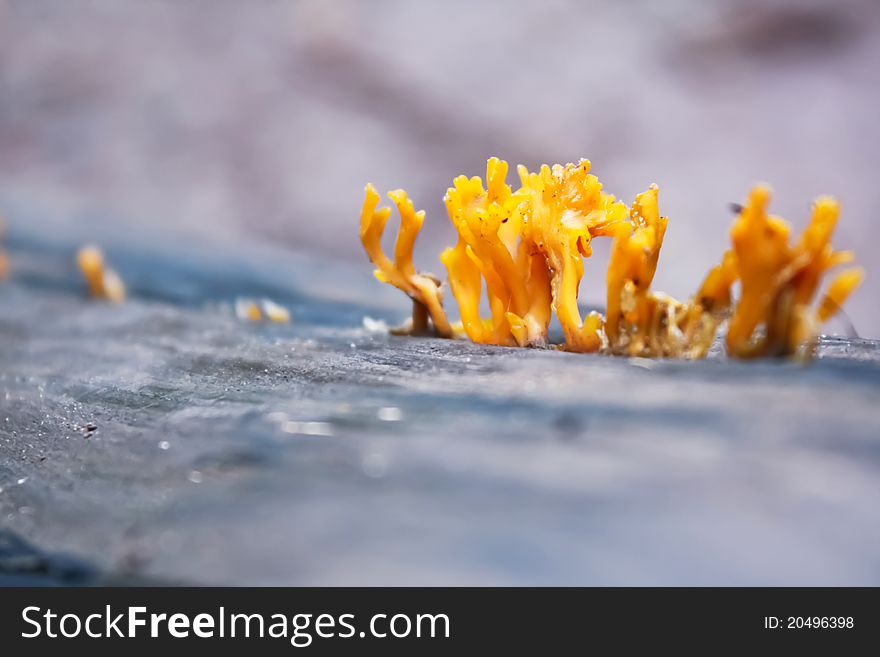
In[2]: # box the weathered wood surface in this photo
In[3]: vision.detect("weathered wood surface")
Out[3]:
[2,224,878,585]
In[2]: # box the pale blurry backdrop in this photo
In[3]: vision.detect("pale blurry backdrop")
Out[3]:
[1,0,877,335]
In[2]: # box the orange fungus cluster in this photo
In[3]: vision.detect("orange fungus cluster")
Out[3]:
[359,158,862,359]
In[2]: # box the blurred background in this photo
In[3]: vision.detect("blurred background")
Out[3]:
[1,0,877,335]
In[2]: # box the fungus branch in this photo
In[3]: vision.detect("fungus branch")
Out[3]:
[725,185,863,358]
[359,184,452,337]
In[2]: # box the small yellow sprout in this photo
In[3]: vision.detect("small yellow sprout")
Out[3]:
[262,299,292,323]
[235,299,263,322]
[235,298,291,323]
[76,246,126,303]
[358,158,862,360]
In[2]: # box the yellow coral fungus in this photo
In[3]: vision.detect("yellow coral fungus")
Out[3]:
[359,158,862,360]
[725,185,863,358]
[515,160,630,352]
[441,157,550,347]
[438,158,629,350]
[360,184,452,337]
[76,246,126,303]
[605,184,668,355]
